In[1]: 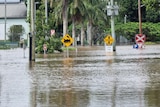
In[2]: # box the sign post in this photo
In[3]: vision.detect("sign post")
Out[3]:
[23,43,26,58]
[61,34,74,57]
[43,44,47,54]
[104,35,114,52]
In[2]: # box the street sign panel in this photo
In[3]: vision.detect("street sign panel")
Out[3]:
[105,45,113,52]
[104,35,114,45]
[135,34,146,43]
[50,29,55,36]
[61,34,74,47]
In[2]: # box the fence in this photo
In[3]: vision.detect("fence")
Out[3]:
[0,41,19,49]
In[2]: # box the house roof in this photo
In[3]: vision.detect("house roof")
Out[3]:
[0,3,27,19]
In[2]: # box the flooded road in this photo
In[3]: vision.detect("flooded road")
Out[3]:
[0,45,160,107]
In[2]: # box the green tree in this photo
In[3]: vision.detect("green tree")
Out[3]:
[35,1,62,53]
[50,0,108,46]
[142,0,160,22]
[8,25,25,42]
[80,0,108,46]
[118,0,139,22]
[115,22,160,42]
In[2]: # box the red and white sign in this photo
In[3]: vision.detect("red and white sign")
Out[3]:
[135,34,146,43]
[50,29,55,36]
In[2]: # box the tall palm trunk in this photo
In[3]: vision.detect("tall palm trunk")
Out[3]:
[72,18,76,46]
[50,0,53,7]
[87,21,92,46]
[81,23,85,46]
[63,0,68,37]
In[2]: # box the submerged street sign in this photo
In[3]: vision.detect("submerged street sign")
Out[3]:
[135,34,146,43]
[61,34,74,47]
[104,35,114,45]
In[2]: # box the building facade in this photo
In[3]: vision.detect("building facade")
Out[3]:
[0,1,29,41]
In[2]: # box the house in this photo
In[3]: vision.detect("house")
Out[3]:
[0,1,29,41]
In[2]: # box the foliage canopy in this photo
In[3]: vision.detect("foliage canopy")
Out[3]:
[31,0,160,53]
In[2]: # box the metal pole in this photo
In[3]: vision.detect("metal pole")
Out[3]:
[29,34,32,61]
[138,0,142,34]
[111,0,116,51]
[4,0,7,41]
[31,0,35,61]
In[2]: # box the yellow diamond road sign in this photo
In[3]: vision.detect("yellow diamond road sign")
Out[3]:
[61,34,74,47]
[104,35,114,45]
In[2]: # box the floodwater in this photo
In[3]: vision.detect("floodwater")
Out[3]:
[0,45,160,107]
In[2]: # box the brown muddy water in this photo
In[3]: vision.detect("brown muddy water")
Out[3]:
[0,45,160,107]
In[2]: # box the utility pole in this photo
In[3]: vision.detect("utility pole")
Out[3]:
[30,0,35,61]
[138,0,142,34]
[106,0,119,52]
[110,0,116,51]
[4,0,7,42]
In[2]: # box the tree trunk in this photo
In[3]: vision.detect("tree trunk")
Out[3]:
[87,21,92,46]
[81,24,85,46]
[72,18,76,46]
[63,0,68,37]
[50,0,53,8]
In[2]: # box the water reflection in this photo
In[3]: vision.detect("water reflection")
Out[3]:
[29,46,151,107]
[1,46,160,107]
[0,49,30,107]
[30,88,90,107]
[144,59,160,107]
[30,56,91,107]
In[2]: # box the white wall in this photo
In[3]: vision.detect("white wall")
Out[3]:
[0,18,29,40]
[0,0,20,3]
[0,23,5,40]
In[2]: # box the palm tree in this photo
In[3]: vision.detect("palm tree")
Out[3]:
[49,0,69,37]
[68,0,108,46]
[49,0,108,46]
[68,0,87,46]
[84,0,108,46]
[62,0,69,37]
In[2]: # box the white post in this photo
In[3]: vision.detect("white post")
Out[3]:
[124,15,127,24]
[67,47,69,58]
[4,0,7,41]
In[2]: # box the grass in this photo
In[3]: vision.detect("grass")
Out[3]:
[0,45,10,50]
[61,46,77,51]
[145,42,157,45]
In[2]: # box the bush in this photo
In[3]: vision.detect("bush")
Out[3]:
[35,36,62,54]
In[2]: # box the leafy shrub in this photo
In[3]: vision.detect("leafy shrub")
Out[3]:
[35,36,62,54]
